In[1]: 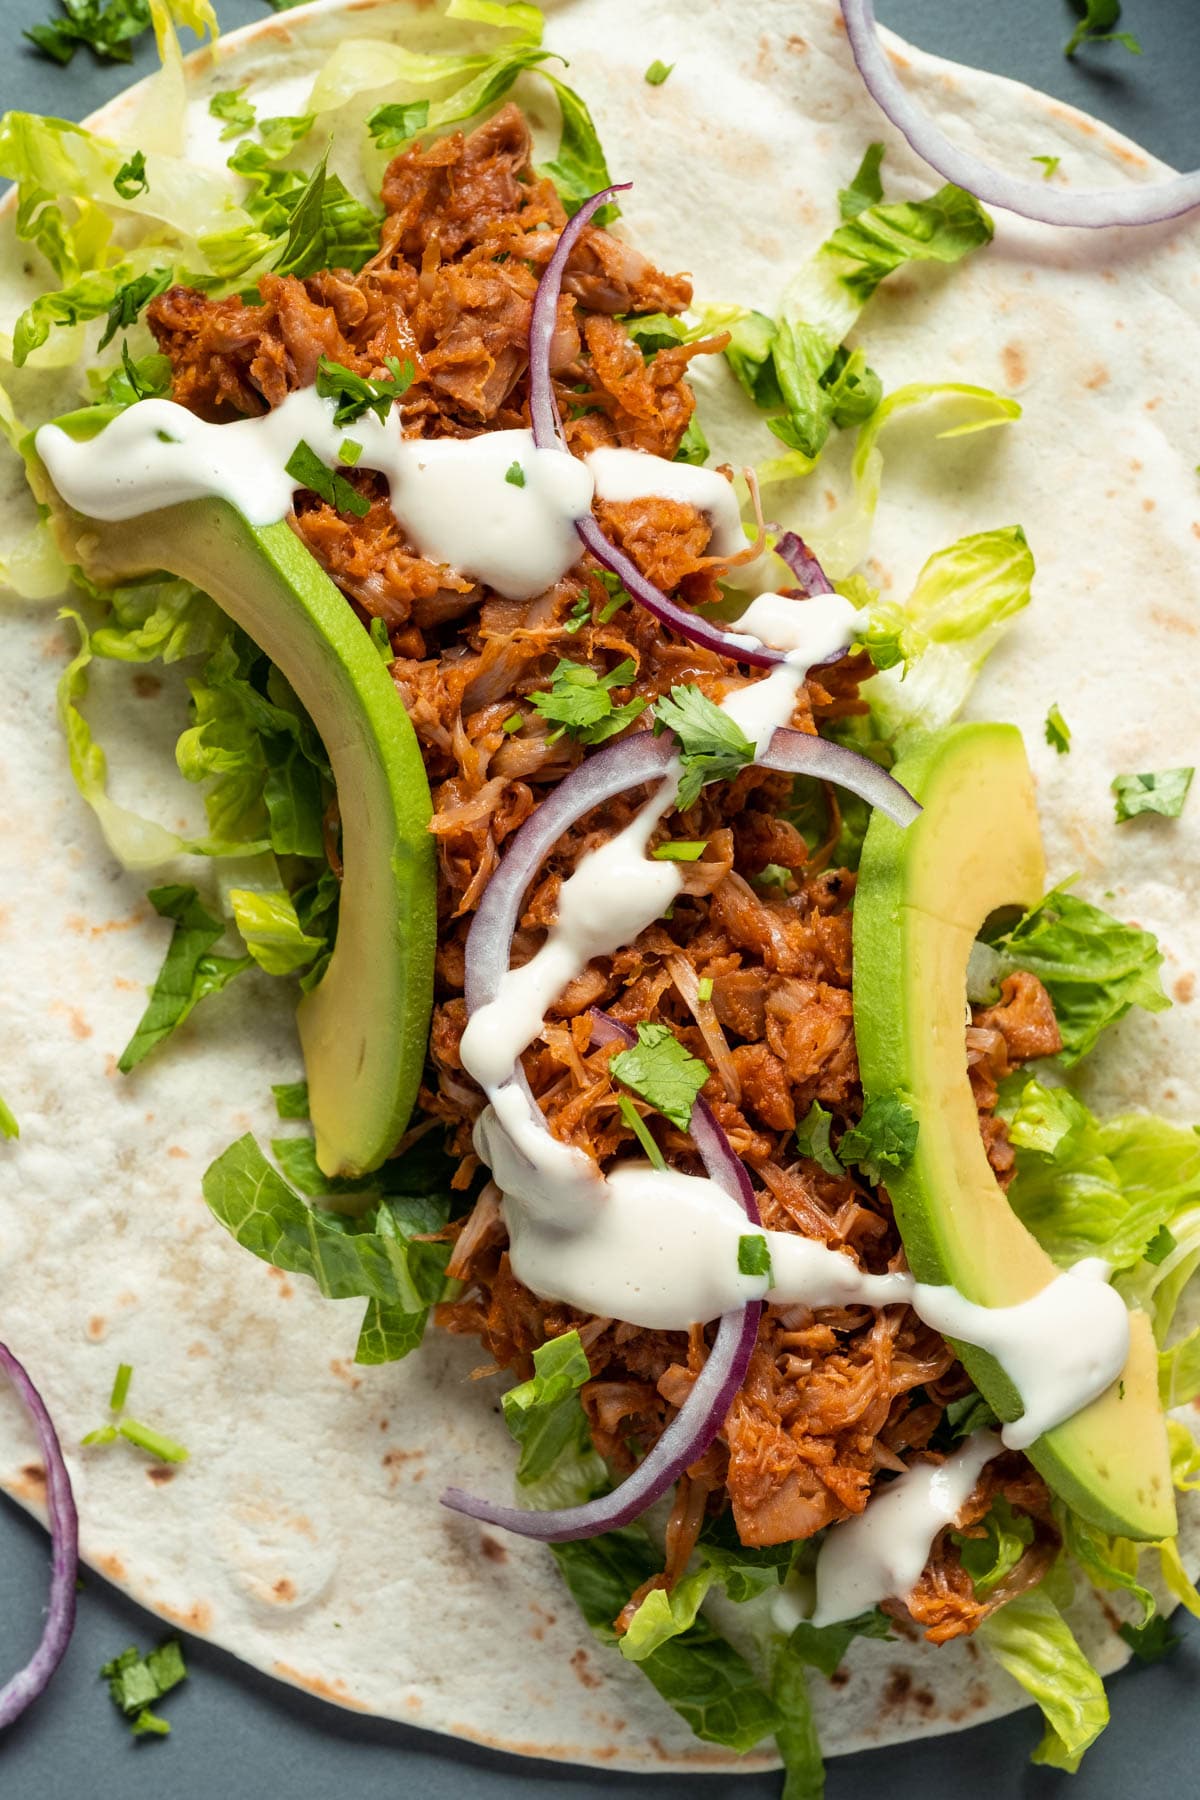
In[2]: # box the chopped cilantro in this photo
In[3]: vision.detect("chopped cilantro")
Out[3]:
[501,711,524,735]
[650,840,708,862]
[113,150,148,199]
[838,1094,919,1185]
[369,617,391,662]
[610,1022,709,1132]
[529,657,647,745]
[272,1079,309,1120]
[0,1093,19,1141]
[285,440,370,518]
[596,570,633,623]
[118,1419,189,1464]
[315,354,414,427]
[1144,1224,1177,1266]
[505,460,527,488]
[653,685,755,810]
[617,1093,667,1170]
[1119,1614,1181,1664]
[1030,154,1061,180]
[338,437,363,466]
[563,592,593,634]
[644,59,674,86]
[26,0,156,66]
[1064,0,1141,58]
[98,266,172,351]
[1044,703,1071,755]
[110,1362,133,1412]
[367,99,431,150]
[210,86,257,141]
[81,1425,118,1447]
[795,1101,844,1176]
[1112,767,1194,823]
[737,1233,773,1280]
[101,1639,187,1738]
[697,977,713,1003]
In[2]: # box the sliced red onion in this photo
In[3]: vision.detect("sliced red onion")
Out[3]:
[841,0,1200,229]
[0,1343,78,1728]
[773,530,833,596]
[529,182,631,448]
[763,727,921,827]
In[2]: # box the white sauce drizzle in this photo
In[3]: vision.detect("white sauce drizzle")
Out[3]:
[807,1431,1004,1628]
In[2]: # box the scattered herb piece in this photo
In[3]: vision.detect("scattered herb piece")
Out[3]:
[501,711,524,734]
[338,437,363,466]
[101,1640,187,1738]
[737,1234,773,1280]
[118,1419,189,1463]
[504,460,526,487]
[110,1363,133,1412]
[81,1425,118,1447]
[1031,154,1061,180]
[367,99,431,150]
[315,354,414,426]
[270,154,382,280]
[650,840,708,862]
[285,440,370,518]
[596,570,632,623]
[1144,1224,1177,1266]
[837,141,885,220]
[697,977,713,1003]
[617,1093,667,1168]
[26,0,155,66]
[369,617,391,661]
[113,150,148,199]
[1044,704,1071,755]
[839,1095,919,1185]
[563,591,593,634]
[795,1101,844,1176]
[652,685,755,810]
[210,86,257,140]
[98,267,173,351]
[114,340,171,403]
[529,657,646,745]
[1112,767,1194,823]
[1064,0,1141,58]
[1118,1614,1182,1664]
[610,1022,709,1132]
[644,59,674,86]
[0,1094,18,1141]
[272,1079,309,1120]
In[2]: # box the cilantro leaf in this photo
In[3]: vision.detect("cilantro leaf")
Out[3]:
[97,266,173,351]
[101,1640,187,1737]
[1065,1,1141,57]
[609,1021,709,1132]
[653,685,755,809]
[1119,1614,1181,1664]
[529,657,646,745]
[737,1233,773,1280]
[285,439,370,518]
[1112,767,1194,823]
[617,1093,667,1168]
[367,100,431,150]
[794,1100,844,1176]
[504,460,526,487]
[502,1329,594,1483]
[26,0,153,66]
[118,1418,189,1463]
[113,150,148,199]
[0,1093,18,1141]
[1031,154,1061,180]
[839,1094,919,1185]
[315,354,414,426]
[1044,703,1071,755]
[644,59,674,86]
[118,886,252,1074]
[210,86,257,140]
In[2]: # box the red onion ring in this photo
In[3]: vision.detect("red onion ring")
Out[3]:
[0,1343,78,1728]
[529,182,631,446]
[840,0,1200,229]
[773,530,833,596]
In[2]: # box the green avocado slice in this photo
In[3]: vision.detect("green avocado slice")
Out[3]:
[35,430,435,1181]
[853,721,1174,1542]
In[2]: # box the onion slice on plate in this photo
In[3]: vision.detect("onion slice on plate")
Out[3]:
[0,1342,78,1728]
[840,0,1200,229]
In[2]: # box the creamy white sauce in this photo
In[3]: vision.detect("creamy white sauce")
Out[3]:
[808,1431,1003,1628]
[585,446,751,560]
[36,390,593,603]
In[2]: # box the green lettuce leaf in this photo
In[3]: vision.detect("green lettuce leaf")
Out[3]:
[118,885,251,1072]
[228,887,324,977]
[770,1632,825,1800]
[619,1566,715,1662]
[991,886,1168,1066]
[202,1134,452,1362]
[1056,1506,1156,1625]
[780,1607,893,1679]
[537,73,614,218]
[953,1497,1034,1597]
[501,1329,595,1484]
[978,1585,1109,1771]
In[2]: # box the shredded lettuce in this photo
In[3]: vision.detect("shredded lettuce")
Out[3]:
[990,886,1169,1066]
[501,1328,598,1485]
[770,1634,825,1800]
[953,1497,1035,1597]
[118,885,251,1072]
[201,1134,453,1364]
[979,1584,1109,1771]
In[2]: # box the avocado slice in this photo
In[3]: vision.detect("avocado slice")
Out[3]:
[34,419,435,1180]
[853,722,1174,1541]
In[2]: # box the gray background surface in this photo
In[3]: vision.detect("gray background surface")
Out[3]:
[2,1,1198,1795]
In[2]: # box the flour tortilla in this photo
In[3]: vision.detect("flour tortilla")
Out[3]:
[1,0,1198,1772]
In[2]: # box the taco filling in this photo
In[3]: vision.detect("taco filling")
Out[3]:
[3,0,1199,1783]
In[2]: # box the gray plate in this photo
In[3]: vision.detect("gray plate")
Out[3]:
[3,1,1199,1793]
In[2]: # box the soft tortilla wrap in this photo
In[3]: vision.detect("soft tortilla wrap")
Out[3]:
[0,0,1197,1772]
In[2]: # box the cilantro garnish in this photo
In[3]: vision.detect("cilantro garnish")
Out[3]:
[838,1095,919,1185]
[501,711,523,735]
[644,59,674,86]
[650,840,708,862]
[596,569,633,622]
[113,150,148,199]
[1118,1614,1181,1665]
[1064,0,1141,58]
[609,1022,709,1132]
[367,100,431,150]
[737,1233,773,1280]
[210,86,257,140]
[315,355,414,427]
[1030,154,1061,180]
[529,657,647,746]
[110,1362,133,1412]
[794,1101,844,1176]
[26,0,155,66]
[338,437,363,466]
[1112,767,1194,823]
[1044,703,1071,755]
[285,440,370,518]
[1144,1224,1177,1266]
[82,1362,189,1465]
[97,266,172,351]
[505,460,527,488]
[617,1093,667,1169]
[112,340,171,403]
[696,977,713,1003]
[101,1640,187,1738]
[0,1092,18,1141]
[563,592,593,634]
[369,617,391,662]
[653,685,755,810]
[837,141,885,221]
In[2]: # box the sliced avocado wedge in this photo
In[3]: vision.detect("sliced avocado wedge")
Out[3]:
[35,422,435,1180]
[854,722,1174,1541]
